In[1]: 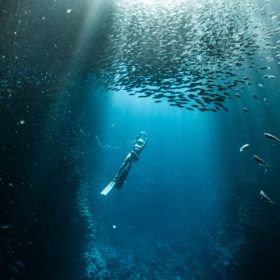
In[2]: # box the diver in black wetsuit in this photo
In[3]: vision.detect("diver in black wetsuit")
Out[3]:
[100,131,148,195]
[113,131,148,189]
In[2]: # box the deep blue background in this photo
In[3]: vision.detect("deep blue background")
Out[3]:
[84,82,280,279]
[1,0,280,279]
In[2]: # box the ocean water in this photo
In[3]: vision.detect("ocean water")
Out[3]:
[1,0,280,279]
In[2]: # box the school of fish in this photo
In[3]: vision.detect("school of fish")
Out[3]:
[94,0,280,112]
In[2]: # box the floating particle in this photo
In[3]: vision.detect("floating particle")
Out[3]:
[112,225,117,229]
[19,120,25,125]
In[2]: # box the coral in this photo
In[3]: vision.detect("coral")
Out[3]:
[84,246,109,280]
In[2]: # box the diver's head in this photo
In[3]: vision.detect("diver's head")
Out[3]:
[133,138,144,153]
[135,138,144,146]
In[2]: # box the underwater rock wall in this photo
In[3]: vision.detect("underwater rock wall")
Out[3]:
[0,0,111,278]
[0,77,90,279]
[77,183,108,280]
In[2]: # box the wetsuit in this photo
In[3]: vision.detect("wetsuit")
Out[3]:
[113,133,147,190]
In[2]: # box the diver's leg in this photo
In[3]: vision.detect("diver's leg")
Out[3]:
[100,153,133,195]
[100,181,116,196]
[101,166,131,195]
[114,169,130,189]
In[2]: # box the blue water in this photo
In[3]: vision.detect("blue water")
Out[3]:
[77,81,280,279]
[1,0,280,279]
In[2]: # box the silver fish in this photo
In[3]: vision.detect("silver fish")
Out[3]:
[254,154,265,166]
[240,144,250,152]
[264,132,280,142]
[260,190,276,204]
[263,74,276,79]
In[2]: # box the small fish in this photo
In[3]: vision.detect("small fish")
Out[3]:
[260,190,276,204]
[264,132,280,141]
[260,66,271,70]
[263,75,276,79]
[240,144,250,152]
[263,98,269,105]
[0,225,11,230]
[243,107,249,112]
[254,154,265,166]
[254,154,268,173]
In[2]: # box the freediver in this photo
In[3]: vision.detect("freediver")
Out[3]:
[100,131,148,196]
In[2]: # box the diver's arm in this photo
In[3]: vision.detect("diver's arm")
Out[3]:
[142,137,147,149]
[135,131,148,142]
[135,132,143,141]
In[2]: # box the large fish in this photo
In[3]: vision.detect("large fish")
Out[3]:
[264,132,280,142]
